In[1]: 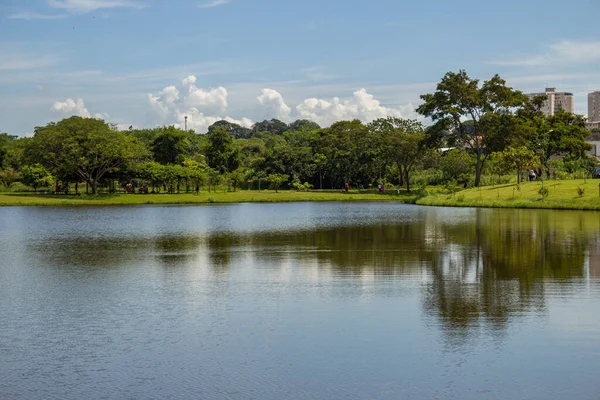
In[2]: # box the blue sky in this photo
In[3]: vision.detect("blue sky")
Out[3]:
[1,0,599,135]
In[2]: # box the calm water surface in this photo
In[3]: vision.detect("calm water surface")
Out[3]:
[1,203,599,399]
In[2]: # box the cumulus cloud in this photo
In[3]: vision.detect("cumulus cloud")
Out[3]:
[52,97,109,120]
[147,75,252,133]
[257,88,292,121]
[295,88,419,126]
[52,98,91,117]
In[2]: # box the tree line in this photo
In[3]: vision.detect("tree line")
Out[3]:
[0,70,595,195]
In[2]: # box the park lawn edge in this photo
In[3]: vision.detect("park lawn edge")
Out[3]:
[0,190,418,207]
[415,179,600,211]
[2,180,600,211]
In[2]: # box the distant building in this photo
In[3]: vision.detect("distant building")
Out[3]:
[587,121,600,131]
[586,141,600,159]
[526,87,575,116]
[589,91,600,123]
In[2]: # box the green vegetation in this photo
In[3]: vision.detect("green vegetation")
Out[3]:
[417,179,600,210]
[0,190,415,207]
[0,70,597,210]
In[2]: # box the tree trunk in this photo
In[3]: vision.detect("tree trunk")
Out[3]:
[474,158,483,187]
[91,180,98,195]
[517,167,521,184]
[75,182,79,194]
[319,173,323,190]
[405,169,411,193]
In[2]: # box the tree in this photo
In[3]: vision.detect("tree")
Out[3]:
[314,153,327,190]
[252,119,289,136]
[206,126,240,174]
[370,118,428,192]
[228,168,245,192]
[252,170,266,191]
[25,116,147,194]
[289,119,321,132]
[498,146,539,184]
[0,133,19,169]
[267,173,289,193]
[137,162,166,192]
[532,111,592,176]
[439,149,473,185]
[207,168,221,193]
[151,126,192,165]
[21,164,53,192]
[0,169,19,188]
[417,70,528,186]
[182,158,207,192]
[208,120,251,139]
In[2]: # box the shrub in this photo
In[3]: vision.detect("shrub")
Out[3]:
[577,187,585,197]
[539,187,549,197]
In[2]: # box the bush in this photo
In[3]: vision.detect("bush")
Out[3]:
[577,187,585,197]
[291,181,313,192]
[539,187,549,197]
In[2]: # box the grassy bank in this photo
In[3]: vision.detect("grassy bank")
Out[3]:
[3,180,600,210]
[416,179,600,210]
[0,190,415,207]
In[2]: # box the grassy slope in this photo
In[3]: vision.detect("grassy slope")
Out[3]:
[416,179,600,210]
[0,190,414,207]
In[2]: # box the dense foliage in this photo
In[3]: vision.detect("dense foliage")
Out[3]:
[0,71,596,193]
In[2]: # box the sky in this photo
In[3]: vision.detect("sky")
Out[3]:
[1,0,599,136]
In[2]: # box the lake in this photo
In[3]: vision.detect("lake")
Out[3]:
[1,203,599,399]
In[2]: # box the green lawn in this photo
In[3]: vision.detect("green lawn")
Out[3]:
[0,190,414,207]
[417,179,600,210]
[3,180,600,210]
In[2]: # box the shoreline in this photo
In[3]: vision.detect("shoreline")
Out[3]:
[416,179,600,211]
[0,191,416,207]
[1,180,599,211]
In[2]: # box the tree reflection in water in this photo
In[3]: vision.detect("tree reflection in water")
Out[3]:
[27,207,598,342]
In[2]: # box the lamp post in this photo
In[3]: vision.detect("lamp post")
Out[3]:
[184,116,188,131]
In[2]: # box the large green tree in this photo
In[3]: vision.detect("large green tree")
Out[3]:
[26,116,147,194]
[206,126,241,174]
[370,118,428,192]
[417,70,528,186]
[151,126,193,165]
[533,111,592,175]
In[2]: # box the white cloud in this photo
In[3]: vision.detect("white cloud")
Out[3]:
[52,98,91,117]
[51,97,110,120]
[7,12,67,20]
[257,89,292,121]
[488,40,600,67]
[295,88,418,126]
[147,75,250,133]
[181,76,228,114]
[48,0,146,13]
[198,0,231,8]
